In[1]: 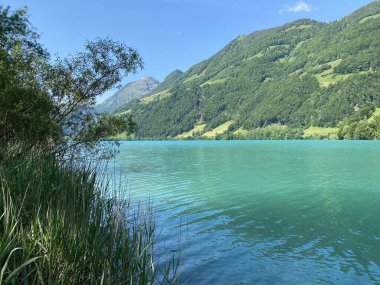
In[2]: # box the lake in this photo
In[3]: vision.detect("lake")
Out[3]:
[111,140,380,284]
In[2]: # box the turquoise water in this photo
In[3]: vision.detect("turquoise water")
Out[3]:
[113,141,380,284]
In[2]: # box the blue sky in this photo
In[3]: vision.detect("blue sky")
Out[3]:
[2,0,374,102]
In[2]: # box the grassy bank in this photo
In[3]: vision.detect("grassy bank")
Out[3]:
[0,153,178,284]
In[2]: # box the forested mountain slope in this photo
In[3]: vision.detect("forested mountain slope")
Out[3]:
[96,77,159,113]
[117,1,380,139]
[149,69,183,95]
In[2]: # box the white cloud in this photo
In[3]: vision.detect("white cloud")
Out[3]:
[281,1,313,13]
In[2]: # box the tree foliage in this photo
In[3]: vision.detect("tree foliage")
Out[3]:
[337,103,380,140]
[0,6,141,158]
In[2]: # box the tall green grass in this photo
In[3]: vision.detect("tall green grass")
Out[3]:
[0,153,179,284]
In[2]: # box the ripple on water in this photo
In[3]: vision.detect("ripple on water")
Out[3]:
[111,141,380,284]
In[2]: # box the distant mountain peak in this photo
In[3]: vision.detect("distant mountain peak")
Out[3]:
[164,69,183,80]
[144,69,184,95]
[96,77,159,113]
[170,69,183,74]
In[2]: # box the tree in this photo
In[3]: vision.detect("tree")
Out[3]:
[0,6,142,159]
[354,121,374,140]
[0,6,55,157]
[45,38,143,156]
[0,85,60,148]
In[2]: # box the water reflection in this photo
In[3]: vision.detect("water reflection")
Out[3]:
[112,141,380,284]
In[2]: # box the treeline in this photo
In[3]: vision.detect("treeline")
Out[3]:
[337,103,380,139]
[224,125,304,140]
[116,1,380,140]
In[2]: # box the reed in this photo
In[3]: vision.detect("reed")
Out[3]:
[0,153,179,284]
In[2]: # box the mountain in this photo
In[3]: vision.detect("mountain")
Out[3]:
[96,77,159,113]
[150,69,183,95]
[117,1,380,139]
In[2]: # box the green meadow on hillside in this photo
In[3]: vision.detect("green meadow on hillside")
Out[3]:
[115,2,380,140]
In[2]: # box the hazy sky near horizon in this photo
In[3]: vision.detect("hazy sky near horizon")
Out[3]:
[2,0,374,102]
